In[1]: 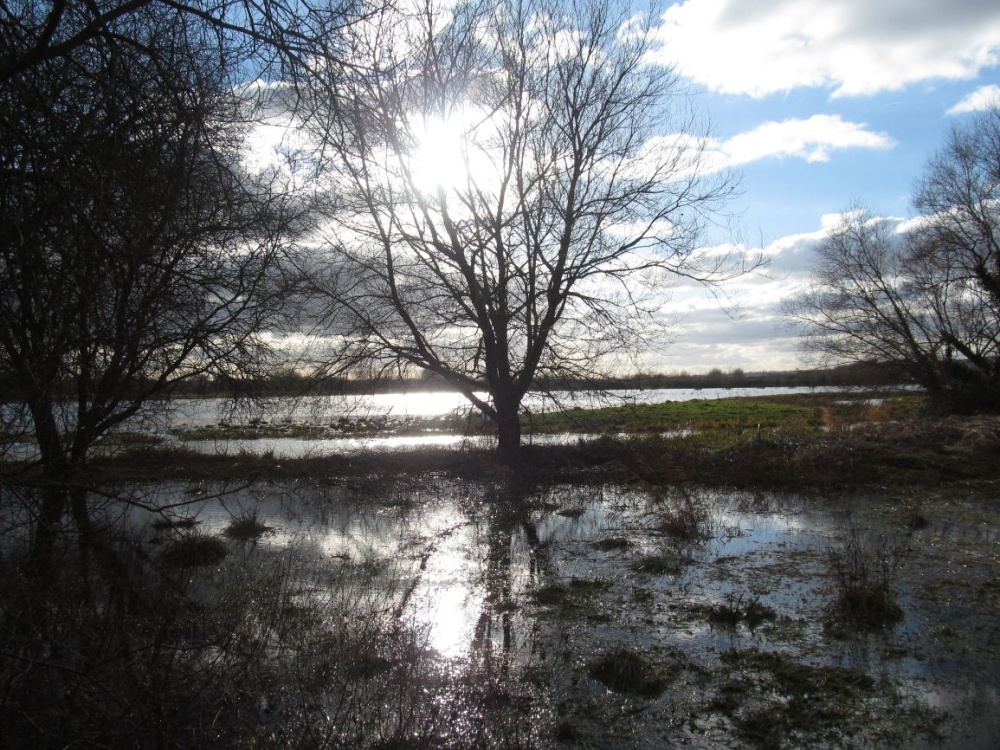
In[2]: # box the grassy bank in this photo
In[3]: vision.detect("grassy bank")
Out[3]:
[526,389,923,436]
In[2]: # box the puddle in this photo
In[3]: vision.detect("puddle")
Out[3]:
[78,477,1000,748]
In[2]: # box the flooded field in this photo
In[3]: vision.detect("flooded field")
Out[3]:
[62,474,999,749]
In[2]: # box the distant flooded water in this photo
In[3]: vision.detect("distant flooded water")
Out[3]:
[147,385,845,457]
[88,477,1000,749]
[166,385,850,426]
[0,386,870,461]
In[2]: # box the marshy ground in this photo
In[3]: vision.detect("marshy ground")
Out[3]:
[2,390,999,748]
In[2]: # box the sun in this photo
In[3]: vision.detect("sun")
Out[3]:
[410,113,470,194]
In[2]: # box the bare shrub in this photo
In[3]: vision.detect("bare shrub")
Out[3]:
[657,489,712,541]
[827,523,904,629]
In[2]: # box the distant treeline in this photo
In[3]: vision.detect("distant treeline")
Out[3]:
[125,360,908,398]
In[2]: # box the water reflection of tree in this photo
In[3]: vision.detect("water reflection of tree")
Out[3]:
[470,485,551,680]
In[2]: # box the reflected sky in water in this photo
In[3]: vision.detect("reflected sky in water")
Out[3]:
[8,473,996,748]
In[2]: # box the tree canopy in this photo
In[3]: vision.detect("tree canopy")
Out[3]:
[300,0,750,459]
[784,107,1000,414]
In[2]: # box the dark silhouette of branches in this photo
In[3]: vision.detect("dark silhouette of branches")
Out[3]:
[785,107,1000,414]
[0,1,301,573]
[300,0,753,461]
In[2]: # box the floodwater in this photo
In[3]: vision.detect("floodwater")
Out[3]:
[108,476,1000,748]
[0,386,865,460]
[163,385,845,457]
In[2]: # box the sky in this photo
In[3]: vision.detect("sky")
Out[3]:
[253,0,1000,376]
[644,0,1000,373]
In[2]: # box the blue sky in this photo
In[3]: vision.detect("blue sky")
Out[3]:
[645,0,1000,373]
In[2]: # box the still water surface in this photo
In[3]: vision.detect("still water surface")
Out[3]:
[120,478,1000,748]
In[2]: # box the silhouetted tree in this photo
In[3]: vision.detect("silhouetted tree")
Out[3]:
[0,0,362,84]
[302,0,750,461]
[0,2,297,571]
[784,107,1000,413]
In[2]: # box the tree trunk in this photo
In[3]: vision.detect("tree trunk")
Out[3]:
[25,399,69,579]
[494,396,522,465]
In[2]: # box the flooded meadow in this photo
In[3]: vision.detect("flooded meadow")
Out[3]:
[3,390,999,748]
[17,470,992,749]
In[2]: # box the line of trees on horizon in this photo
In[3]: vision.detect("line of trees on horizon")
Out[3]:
[65,360,901,397]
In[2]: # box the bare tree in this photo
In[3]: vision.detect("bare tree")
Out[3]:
[301,0,748,461]
[0,2,299,571]
[781,209,944,382]
[0,0,365,84]
[784,107,1000,413]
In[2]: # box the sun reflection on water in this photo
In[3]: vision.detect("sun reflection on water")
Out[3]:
[407,521,484,660]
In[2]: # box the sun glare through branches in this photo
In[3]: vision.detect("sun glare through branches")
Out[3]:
[409,112,473,194]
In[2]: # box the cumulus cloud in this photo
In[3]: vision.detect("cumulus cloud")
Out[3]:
[648,0,1000,97]
[947,84,1000,115]
[658,115,893,177]
[630,115,893,181]
[718,115,895,165]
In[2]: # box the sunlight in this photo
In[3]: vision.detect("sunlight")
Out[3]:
[410,113,470,194]
[408,520,483,660]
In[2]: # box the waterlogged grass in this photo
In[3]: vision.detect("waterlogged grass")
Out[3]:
[588,648,675,697]
[173,413,463,441]
[530,390,923,441]
[161,390,923,448]
[5,472,998,748]
[715,649,884,749]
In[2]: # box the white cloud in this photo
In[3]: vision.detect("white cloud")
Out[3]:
[718,115,894,165]
[947,84,1000,115]
[649,0,1000,98]
[628,115,893,181]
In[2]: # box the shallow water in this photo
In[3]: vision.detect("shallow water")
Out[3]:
[106,477,1000,748]
[1,385,840,461]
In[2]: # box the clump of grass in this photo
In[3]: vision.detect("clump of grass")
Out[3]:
[531,578,612,621]
[630,549,686,575]
[591,536,631,551]
[588,648,672,697]
[657,491,711,541]
[151,516,199,531]
[705,593,777,629]
[827,525,904,629]
[159,534,230,567]
[223,509,273,542]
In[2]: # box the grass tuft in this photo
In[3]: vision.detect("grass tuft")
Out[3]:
[588,648,672,697]
[630,549,686,575]
[223,509,274,542]
[827,524,904,629]
[705,593,777,629]
[657,491,711,541]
